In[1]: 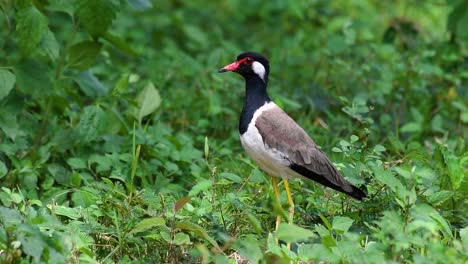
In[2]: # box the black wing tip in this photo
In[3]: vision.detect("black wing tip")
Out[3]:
[347,185,367,201]
[290,163,367,201]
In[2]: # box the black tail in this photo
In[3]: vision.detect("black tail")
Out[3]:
[290,163,367,200]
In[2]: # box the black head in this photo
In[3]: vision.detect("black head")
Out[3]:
[218,52,270,83]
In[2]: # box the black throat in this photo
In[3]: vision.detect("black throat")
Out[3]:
[239,76,271,134]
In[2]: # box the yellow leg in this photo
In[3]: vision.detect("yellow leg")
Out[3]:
[271,177,281,231]
[283,179,294,250]
[283,179,295,224]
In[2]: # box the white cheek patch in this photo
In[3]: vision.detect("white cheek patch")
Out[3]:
[252,61,266,81]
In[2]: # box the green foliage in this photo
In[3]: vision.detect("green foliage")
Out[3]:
[0,0,467,263]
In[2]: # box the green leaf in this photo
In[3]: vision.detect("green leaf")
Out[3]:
[47,0,75,16]
[74,70,108,97]
[67,158,87,169]
[173,232,191,245]
[0,161,7,179]
[40,29,60,61]
[275,223,316,243]
[220,172,243,183]
[112,74,130,95]
[15,59,53,98]
[53,205,81,220]
[102,32,138,57]
[440,146,464,190]
[67,41,102,70]
[0,70,16,100]
[15,5,48,54]
[130,217,165,234]
[176,221,220,250]
[332,216,354,233]
[136,82,161,122]
[76,0,117,36]
[188,179,212,196]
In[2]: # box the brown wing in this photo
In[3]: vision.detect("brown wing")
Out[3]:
[255,106,366,200]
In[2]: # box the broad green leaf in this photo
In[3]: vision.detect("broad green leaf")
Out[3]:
[220,172,243,183]
[136,82,161,122]
[15,59,53,98]
[40,29,60,61]
[47,0,74,16]
[67,158,87,169]
[332,216,354,233]
[130,217,165,234]
[67,41,102,70]
[102,32,138,57]
[0,70,16,100]
[74,70,108,97]
[76,0,117,36]
[53,205,81,220]
[173,232,190,245]
[400,122,421,133]
[176,221,220,250]
[77,105,105,142]
[266,233,282,256]
[188,179,212,196]
[275,223,316,243]
[15,5,48,54]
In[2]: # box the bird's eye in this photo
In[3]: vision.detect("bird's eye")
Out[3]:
[245,57,253,64]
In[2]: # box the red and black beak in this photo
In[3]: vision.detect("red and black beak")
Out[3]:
[218,60,242,73]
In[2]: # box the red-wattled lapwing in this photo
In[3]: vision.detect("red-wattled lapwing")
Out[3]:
[218,52,366,229]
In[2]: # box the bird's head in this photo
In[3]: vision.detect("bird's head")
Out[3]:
[218,52,270,83]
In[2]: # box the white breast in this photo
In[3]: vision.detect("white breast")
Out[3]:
[240,102,296,179]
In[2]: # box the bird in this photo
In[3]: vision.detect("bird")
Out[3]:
[218,51,366,230]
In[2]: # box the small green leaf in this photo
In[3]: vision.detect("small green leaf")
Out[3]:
[67,41,102,70]
[15,5,48,54]
[67,158,87,169]
[74,70,108,97]
[130,217,165,234]
[40,29,60,61]
[176,221,220,250]
[0,70,15,100]
[332,216,354,233]
[76,0,117,36]
[275,223,316,243]
[47,0,75,16]
[113,74,130,95]
[373,144,386,153]
[136,82,161,122]
[188,179,212,196]
[173,232,191,245]
[220,172,243,183]
[53,205,81,220]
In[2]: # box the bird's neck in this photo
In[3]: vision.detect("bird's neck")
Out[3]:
[239,77,271,134]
